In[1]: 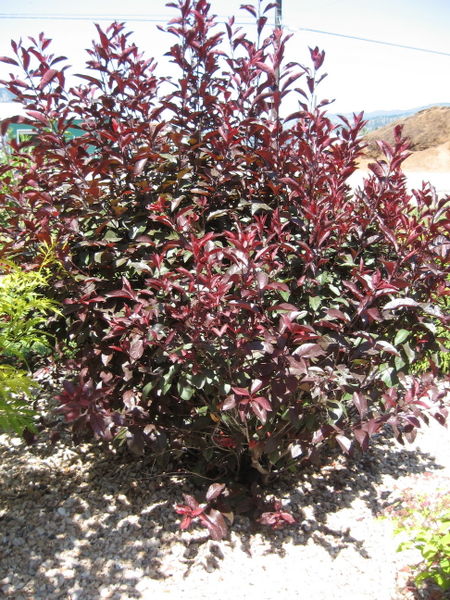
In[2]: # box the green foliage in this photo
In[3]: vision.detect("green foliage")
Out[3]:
[0,364,38,434]
[395,493,450,591]
[0,258,60,362]
[412,280,450,375]
[0,253,60,434]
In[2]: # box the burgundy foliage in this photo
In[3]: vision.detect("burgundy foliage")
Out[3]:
[175,483,229,540]
[1,0,449,499]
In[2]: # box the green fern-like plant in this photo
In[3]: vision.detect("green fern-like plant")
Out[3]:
[411,279,450,375]
[395,494,450,591]
[0,364,38,433]
[0,253,60,434]
[0,261,59,362]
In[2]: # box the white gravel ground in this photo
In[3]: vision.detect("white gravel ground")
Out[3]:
[1,415,449,600]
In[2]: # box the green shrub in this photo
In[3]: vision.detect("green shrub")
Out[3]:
[412,281,450,375]
[0,364,38,434]
[0,256,60,434]
[395,493,450,591]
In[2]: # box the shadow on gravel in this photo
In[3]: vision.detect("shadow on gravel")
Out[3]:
[0,426,448,599]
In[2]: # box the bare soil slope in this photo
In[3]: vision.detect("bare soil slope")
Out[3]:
[362,105,450,172]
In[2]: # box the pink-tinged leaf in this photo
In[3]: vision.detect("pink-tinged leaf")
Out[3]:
[269,303,299,312]
[122,390,135,409]
[366,308,382,321]
[353,392,368,418]
[278,511,296,525]
[293,343,325,359]
[375,340,400,356]
[379,222,398,251]
[240,4,257,17]
[75,73,103,86]
[354,428,369,451]
[343,280,363,300]
[183,494,200,510]
[250,379,264,394]
[257,16,267,36]
[231,386,249,396]
[258,509,296,529]
[309,46,325,70]
[266,281,289,292]
[405,415,421,429]
[251,401,267,424]
[106,290,135,299]
[383,298,419,310]
[134,157,148,175]
[368,162,385,178]
[255,61,275,78]
[0,56,19,65]
[336,434,352,454]
[258,512,277,526]
[129,338,144,361]
[222,395,236,410]
[203,509,228,541]
[263,2,278,14]
[364,419,382,436]
[327,308,350,322]
[284,111,306,122]
[281,71,303,92]
[211,324,228,337]
[38,68,58,89]
[256,271,269,289]
[25,110,49,125]
[179,515,192,530]
[253,396,272,411]
[108,345,124,353]
[206,483,226,503]
[404,428,417,444]
[433,413,446,426]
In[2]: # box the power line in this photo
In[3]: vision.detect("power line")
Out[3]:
[286,26,450,57]
[0,13,172,23]
[0,13,449,57]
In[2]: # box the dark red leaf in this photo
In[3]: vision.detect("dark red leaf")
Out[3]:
[0,56,19,65]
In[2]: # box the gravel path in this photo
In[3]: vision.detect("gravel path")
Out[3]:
[1,417,449,600]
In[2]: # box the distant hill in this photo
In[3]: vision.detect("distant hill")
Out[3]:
[363,103,450,131]
[331,103,450,132]
[359,105,450,172]
[363,105,450,156]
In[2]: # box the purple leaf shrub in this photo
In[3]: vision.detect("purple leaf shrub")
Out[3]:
[0,0,448,501]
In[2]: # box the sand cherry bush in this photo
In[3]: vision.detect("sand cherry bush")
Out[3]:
[0,0,449,491]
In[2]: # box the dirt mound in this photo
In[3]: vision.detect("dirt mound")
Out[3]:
[363,105,450,156]
[361,106,450,172]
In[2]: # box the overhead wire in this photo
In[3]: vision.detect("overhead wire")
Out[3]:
[0,12,449,57]
[285,25,450,57]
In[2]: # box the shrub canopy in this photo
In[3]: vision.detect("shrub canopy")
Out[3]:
[0,0,448,479]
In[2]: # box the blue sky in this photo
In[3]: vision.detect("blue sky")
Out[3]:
[0,0,449,114]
